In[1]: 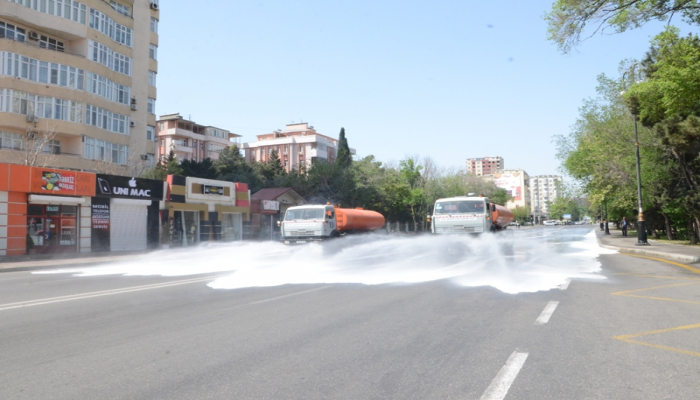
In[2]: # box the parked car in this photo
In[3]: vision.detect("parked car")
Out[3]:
[543,220,557,226]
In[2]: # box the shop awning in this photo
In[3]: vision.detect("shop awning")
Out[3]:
[28,194,86,205]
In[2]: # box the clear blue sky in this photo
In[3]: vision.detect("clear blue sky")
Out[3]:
[157,1,683,176]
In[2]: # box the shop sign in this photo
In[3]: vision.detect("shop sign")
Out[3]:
[95,174,163,200]
[203,185,224,195]
[30,168,95,196]
[91,197,110,251]
[262,200,280,211]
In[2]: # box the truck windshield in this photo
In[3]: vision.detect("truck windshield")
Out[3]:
[285,208,325,220]
[434,201,486,214]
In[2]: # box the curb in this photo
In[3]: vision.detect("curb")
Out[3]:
[597,241,700,263]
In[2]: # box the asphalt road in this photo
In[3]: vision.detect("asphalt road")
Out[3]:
[1,226,699,399]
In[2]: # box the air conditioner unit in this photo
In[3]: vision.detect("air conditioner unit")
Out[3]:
[130,121,136,127]
[28,31,39,41]
[130,104,138,111]
[140,154,149,160]
[26,114,38,123]
[130,97,137,104]
[150,2,158,10]
[26,132,36,139]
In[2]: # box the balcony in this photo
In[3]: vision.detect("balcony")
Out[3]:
[172,144,192,154]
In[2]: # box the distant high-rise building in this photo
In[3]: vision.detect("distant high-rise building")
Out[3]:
[242,123,355,172]
[530,175,563,217]
[0,0,160,175]
[466,156,504,176]
[156,113,241,162]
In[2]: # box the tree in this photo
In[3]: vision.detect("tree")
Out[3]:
[213,145,262,191]
[399,158,425,228]
[336,127,352,168]
[511,206,530,224]
[545,0,700,53]
[143,150,183,180]
[17,120,60,167]
[180,158,216,179]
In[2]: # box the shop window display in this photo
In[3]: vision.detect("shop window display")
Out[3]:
[27,204,77,253]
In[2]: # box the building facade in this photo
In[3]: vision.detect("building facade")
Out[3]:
[155,113,241,162]
[0,0,160,175]
[492,169,530,210]
[466,156,504,176]
[530,175,563,218]
[241,123,355,172]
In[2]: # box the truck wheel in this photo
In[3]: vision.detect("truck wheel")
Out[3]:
[330,230,340,238]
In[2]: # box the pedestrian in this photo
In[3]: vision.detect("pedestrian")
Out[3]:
[621,216,628,237]
[600,220,604,231]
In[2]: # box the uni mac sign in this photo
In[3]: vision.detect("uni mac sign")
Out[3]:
[94,174,164,200]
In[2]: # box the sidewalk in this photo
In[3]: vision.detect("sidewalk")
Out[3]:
[596,230,700,263]
[0,250,150,272]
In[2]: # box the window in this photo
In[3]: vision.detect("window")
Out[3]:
[0,88,82,123]
[145,153,155,169]
[85,104,128,134]
[85,72,130,104]
[147,98,155,114]
[0,21,26,41]
[0,131,23,150]
[43,139,61,155]
[88,40,131,76]
[148,70,157,86]
[89,8,132,46]
[6,0,87,24]
[38,35,65,52]
[149,44,157,60]
[147,125,155,141]
[83,137,128,164]
[150,17,158,33]
[110,0,130,16]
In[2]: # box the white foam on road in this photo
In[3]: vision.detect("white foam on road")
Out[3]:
[35,227,611,294]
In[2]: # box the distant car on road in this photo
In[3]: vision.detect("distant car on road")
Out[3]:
[543,220,557,226]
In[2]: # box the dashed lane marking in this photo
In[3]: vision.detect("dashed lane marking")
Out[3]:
[559,279,571,290]
[480,351,528,400]
[535,301,559,325]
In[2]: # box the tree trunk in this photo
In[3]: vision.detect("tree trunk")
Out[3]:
[689,219,697,245]
[663,212,673,240]
[695,216,700,244]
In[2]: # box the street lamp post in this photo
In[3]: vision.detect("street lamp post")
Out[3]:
[622,64,650,246]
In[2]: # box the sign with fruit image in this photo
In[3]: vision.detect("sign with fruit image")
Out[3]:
[41,171,76,192]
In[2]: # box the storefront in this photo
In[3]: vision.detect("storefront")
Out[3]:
[92,174,164,252]
[0,163,95,256]
[164,175,250,247]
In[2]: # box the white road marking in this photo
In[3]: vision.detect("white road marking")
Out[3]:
[535,301,559,325]
[246,286,331,305]
[480,351,529,400]
[559,279,571,290]
[0,275,222,311]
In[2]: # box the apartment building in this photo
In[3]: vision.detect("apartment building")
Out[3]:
[241,123,355,172]
[0,0,159,175]
[466,156,504,176]
[155,113,241,162]
[530,175,562,217]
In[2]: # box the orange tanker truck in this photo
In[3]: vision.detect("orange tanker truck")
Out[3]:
[427,195,514,233]
[279,204,385,244]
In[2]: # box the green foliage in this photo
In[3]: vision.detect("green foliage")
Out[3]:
[336,127,352,168]
[545,0,700,53]
[142,150,183,180]
[511,206,530,224]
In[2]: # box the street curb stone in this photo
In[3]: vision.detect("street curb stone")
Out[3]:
[597,240,700,263]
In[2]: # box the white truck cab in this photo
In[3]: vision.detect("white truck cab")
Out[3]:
[279,205,337,244]
[428,196,493,234]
